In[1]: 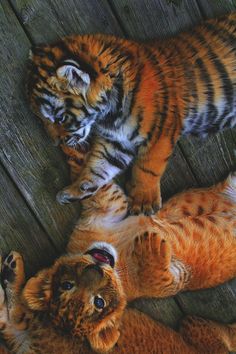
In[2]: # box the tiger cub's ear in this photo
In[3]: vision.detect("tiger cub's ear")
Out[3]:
[56,60,90,92]
[22,269,52,311]
[87,324,120,353]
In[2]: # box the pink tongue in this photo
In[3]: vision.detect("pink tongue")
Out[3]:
[93,252,110,265]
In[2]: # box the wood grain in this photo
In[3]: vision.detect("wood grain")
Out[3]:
[179,130,236,187]
[0,1,79,250]
[109,0,202,39]
[10,0,123,43]
[177,277,236,323]
[0,163,57,276]
[196,0,236,18]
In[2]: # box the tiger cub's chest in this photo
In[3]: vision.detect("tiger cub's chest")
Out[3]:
[96,116,144,149]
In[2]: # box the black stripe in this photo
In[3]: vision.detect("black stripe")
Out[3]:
[98,143,127,170]
[204,22,236,49]
[180,35,215,132]
[194,29,234,119]
[90,168,105,180]
[130,107,144,141]
[35,86,56,98]
[142,45,169,141]
[111,140,134,156]
[138,165,160,177]
[128,64,144,116]
[35,96,53,107]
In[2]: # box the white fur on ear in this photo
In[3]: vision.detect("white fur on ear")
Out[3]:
[56,59,90,90]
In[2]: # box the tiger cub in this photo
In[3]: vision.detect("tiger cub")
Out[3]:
[27,13,236,215]
[0,248,236,353]
[0,177,236,353]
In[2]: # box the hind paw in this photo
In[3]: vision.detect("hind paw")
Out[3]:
[2,252,25,302]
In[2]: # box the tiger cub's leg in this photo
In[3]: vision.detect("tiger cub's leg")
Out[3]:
[42,120,91,182]
[57,137,133,204]
[1,252,28,332]
[159,171,236,221]
[180,316,236,354]
[127,135,174,215]
[128,232,189,300]
[60,143,90,182]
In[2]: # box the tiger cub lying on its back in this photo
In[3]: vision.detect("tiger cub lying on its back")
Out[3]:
[0,242,236,353]
[27,13,236,215]
[1,175,236,352]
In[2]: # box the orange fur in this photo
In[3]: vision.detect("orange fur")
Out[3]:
[0,247,235,353]
[27,13,236,214]
[67,173,236,299]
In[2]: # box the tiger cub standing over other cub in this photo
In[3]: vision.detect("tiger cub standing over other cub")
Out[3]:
[27,13,236,214]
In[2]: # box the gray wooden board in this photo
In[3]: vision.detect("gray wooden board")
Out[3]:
[10,0,123,43]
[177,277,236,323]
[0,163,57,276]
[131,297,183,329]
[161,144,198,201]
[196,0,236,18]
[0,1,79,250]
[109,0,203,39]
[179,129,236,187]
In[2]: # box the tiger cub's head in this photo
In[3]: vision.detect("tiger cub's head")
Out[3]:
[23,242,126,352]
[27,35,122,144]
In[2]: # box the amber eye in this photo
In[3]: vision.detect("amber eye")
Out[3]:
[60,281,74,291]
[94,296,105,310]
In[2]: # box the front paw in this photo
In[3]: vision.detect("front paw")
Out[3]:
[134,232,171,269]
[127,183,162,216]
[56,180,99,204]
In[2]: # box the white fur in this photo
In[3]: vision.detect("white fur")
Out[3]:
[223,172,236,202]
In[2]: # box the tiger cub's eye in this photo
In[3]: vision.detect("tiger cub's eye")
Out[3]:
[60,281,74,291]
[94,296,105,310]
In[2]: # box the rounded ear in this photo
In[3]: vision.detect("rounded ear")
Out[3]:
[87,324,120,352]
[23,269,52,311]
[56,59,90,92]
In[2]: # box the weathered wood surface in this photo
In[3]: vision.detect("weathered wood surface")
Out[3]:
[0,0,235,334]
[0,164,57,276]
[0,1,80,252]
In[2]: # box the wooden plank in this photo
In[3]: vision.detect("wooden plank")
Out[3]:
[0,163,57,276]
[196,0,236,18]
[0,1,79,249]
[161,144,198,201]
[109,0,203,39]
[10,0,123,43]
[179,130,236,187]
[131,297,183,329]
[176,278,236,323]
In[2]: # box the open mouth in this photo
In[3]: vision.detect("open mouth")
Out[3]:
[86,248,115,268]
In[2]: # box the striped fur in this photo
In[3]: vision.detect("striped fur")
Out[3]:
[27,13,236,214]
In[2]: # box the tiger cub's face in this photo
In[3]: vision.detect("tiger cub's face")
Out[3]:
[23,242,126,352]
[27,37,116,145]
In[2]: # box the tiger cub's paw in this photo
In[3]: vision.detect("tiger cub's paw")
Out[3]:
[134,232,171,270]
[56,180,99,204]
[2,252,25,307]
[127,184,162,216]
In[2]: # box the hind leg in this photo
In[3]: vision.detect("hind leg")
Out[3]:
[2,251,25,309]
[159,172,236,221]
[180,316,236,354]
